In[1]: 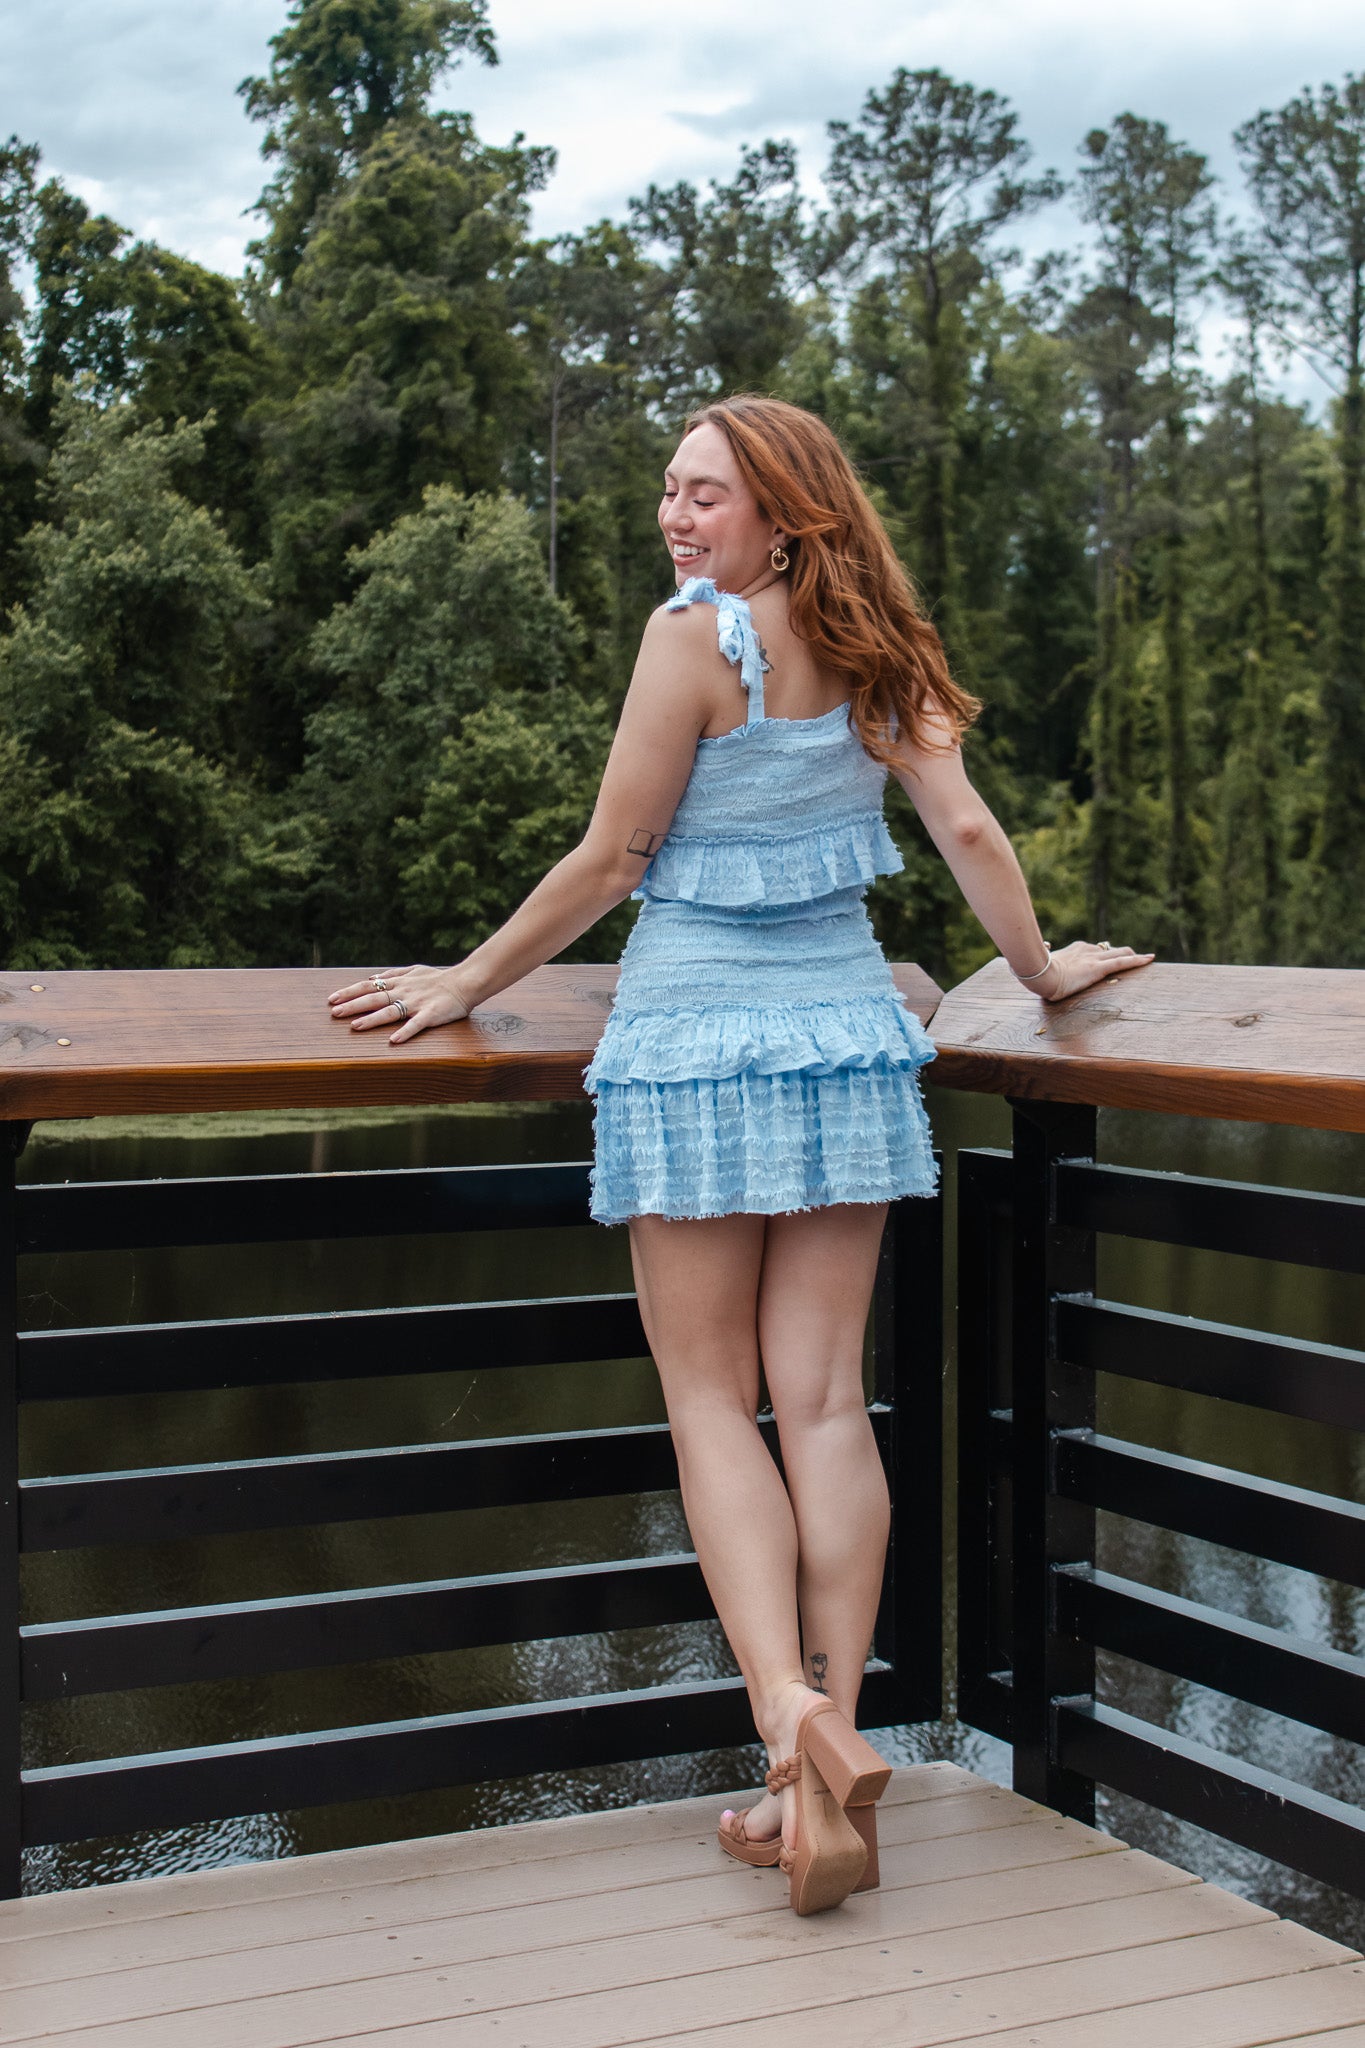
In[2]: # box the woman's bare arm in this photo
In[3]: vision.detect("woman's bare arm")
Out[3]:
[329,603,725,1040]
[888,711,1153,1001]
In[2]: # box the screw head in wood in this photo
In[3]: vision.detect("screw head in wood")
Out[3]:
[30,983,44,992]
[57,1037,72,1046]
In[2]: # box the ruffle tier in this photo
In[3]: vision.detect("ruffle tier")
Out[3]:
[634,812,904,909]
[582,993,936,1089]
[586,1058,939,1224]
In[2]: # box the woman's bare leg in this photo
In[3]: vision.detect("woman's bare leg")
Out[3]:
[627,1210,828,1843]
[737,1200,892,1840]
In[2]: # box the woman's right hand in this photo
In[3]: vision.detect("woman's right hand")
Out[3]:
[1030,940,1155,1002]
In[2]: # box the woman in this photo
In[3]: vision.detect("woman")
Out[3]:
[328,395,1152,1916]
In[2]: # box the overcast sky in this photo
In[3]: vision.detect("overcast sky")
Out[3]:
[4,0,1361,394]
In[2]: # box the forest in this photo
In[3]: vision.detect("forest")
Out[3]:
[2,0,1363,985]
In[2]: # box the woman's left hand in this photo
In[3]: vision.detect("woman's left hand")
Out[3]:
[327,965,472,1043]
[1034,940,1155,1003]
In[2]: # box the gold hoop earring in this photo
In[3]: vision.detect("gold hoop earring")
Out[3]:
[771,544,790,573]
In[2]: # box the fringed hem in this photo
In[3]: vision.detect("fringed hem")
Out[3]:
[586,1057,939,1226]
[582,994,936,1090]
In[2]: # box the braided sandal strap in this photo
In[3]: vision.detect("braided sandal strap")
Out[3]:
[764,1753,801,1794]
[778,1843,796,1875]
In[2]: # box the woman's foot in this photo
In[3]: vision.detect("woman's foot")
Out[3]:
[753,1679,826,1859]
[717,1801,783,1866]
[721,1787,782,1847]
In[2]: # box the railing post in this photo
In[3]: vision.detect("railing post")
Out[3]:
[1,1121,29,1900]
[872,1182,943,1724]
[1009,1099,1096,1821]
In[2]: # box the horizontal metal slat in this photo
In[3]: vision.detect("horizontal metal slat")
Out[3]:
[1053,1564,1365,1747]
[1054,1431,1365,1590]
[20,1421,690,1551]
[1055,1698,1365,1899]
[21,1553,713,1699]
[1055,1297,1365,1431]
[17,1161,593,1257]
[19,1293,647,1401]
[1055,1162,1365,1273]
[20,1664,903,1845]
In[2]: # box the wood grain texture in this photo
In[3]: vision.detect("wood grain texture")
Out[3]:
[930,959,1365,1133]
[3,1766,1357,2047]
[0,964,944,1123]
[5,957,1363,1132]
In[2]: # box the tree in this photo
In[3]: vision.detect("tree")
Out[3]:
[0,392,311,969]
[0,137,41,610]
[1080,116,1215,956]
[25,179,130,439]
[825,68,1061,642]
[301,484,579,958]
[240,0,497,288]
[629,142,812,410]
[1072,118,1190,938]
[401,693,631,964]
[1236,75,1365,963]
[121,244,267,550]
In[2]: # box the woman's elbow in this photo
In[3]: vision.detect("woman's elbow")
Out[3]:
[947,808,991,851]
[577,836,643,902]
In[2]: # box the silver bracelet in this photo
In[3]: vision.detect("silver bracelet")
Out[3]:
[1013,945,1054,983]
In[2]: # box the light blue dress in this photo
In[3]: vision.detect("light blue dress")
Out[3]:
[582,578,938,1224]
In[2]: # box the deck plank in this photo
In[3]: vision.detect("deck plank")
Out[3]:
[3,1813,1117,2002]
[0,1845,1191,2036]
[14,1878,1275,2048]
[0,1762,975,1944]
[0,1779,1064,1980]
[267,1918,1350,2048]
[2,1766,1359,2048]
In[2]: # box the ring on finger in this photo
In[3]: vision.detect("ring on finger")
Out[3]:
[372,976,389,992]
[392,997,409,1023]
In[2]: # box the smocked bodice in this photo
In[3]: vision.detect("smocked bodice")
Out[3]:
[632,578,904,912]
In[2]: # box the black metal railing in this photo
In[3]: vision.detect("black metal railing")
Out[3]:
[2,1137,942,1898]
[957,1100,1365,1898]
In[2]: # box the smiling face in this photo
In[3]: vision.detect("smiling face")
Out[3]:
[659,421,788,593]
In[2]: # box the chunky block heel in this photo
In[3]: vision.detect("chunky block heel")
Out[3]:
[765,1697,878,1916]
[800,1701,892,1809]
[847,1801,880,1891]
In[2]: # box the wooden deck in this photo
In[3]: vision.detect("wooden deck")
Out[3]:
[2,1766,1363,2045]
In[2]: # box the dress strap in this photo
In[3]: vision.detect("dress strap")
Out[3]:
[665,576,767,724]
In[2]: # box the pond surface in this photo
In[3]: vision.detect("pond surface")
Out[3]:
[15,1085,1365,1949]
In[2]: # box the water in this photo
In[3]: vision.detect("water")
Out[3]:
[14,1087,1365,1948]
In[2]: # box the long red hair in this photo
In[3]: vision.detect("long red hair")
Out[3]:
[684,395,981,763]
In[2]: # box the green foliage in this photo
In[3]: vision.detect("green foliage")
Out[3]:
[2,15,1362,981]
[2,394,262,761]
[402,693,632,963]
[240,0,497,285]
[301,484,578,956]
[0,391,309,967]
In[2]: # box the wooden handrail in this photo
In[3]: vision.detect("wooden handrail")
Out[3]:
[929,959,1365,1135]
[3,960,1362,1133]
[0,964,943,1121]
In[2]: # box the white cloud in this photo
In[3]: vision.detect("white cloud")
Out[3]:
[2,0,1360,404]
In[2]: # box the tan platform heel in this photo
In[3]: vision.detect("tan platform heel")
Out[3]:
[847,1801,880,1891]
[800,1701,892,1808]
[768,1698,873,1916]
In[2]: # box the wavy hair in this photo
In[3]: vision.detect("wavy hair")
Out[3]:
[683,395,981,764]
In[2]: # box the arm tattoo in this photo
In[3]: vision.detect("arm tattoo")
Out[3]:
[626,827,663,858]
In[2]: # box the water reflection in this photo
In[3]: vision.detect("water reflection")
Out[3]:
[16,1089,1364,1948]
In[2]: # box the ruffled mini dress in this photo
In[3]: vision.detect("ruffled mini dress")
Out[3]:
[582,577,938,1225]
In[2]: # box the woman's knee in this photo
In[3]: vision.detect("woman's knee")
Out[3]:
[766,1349,867,1434]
